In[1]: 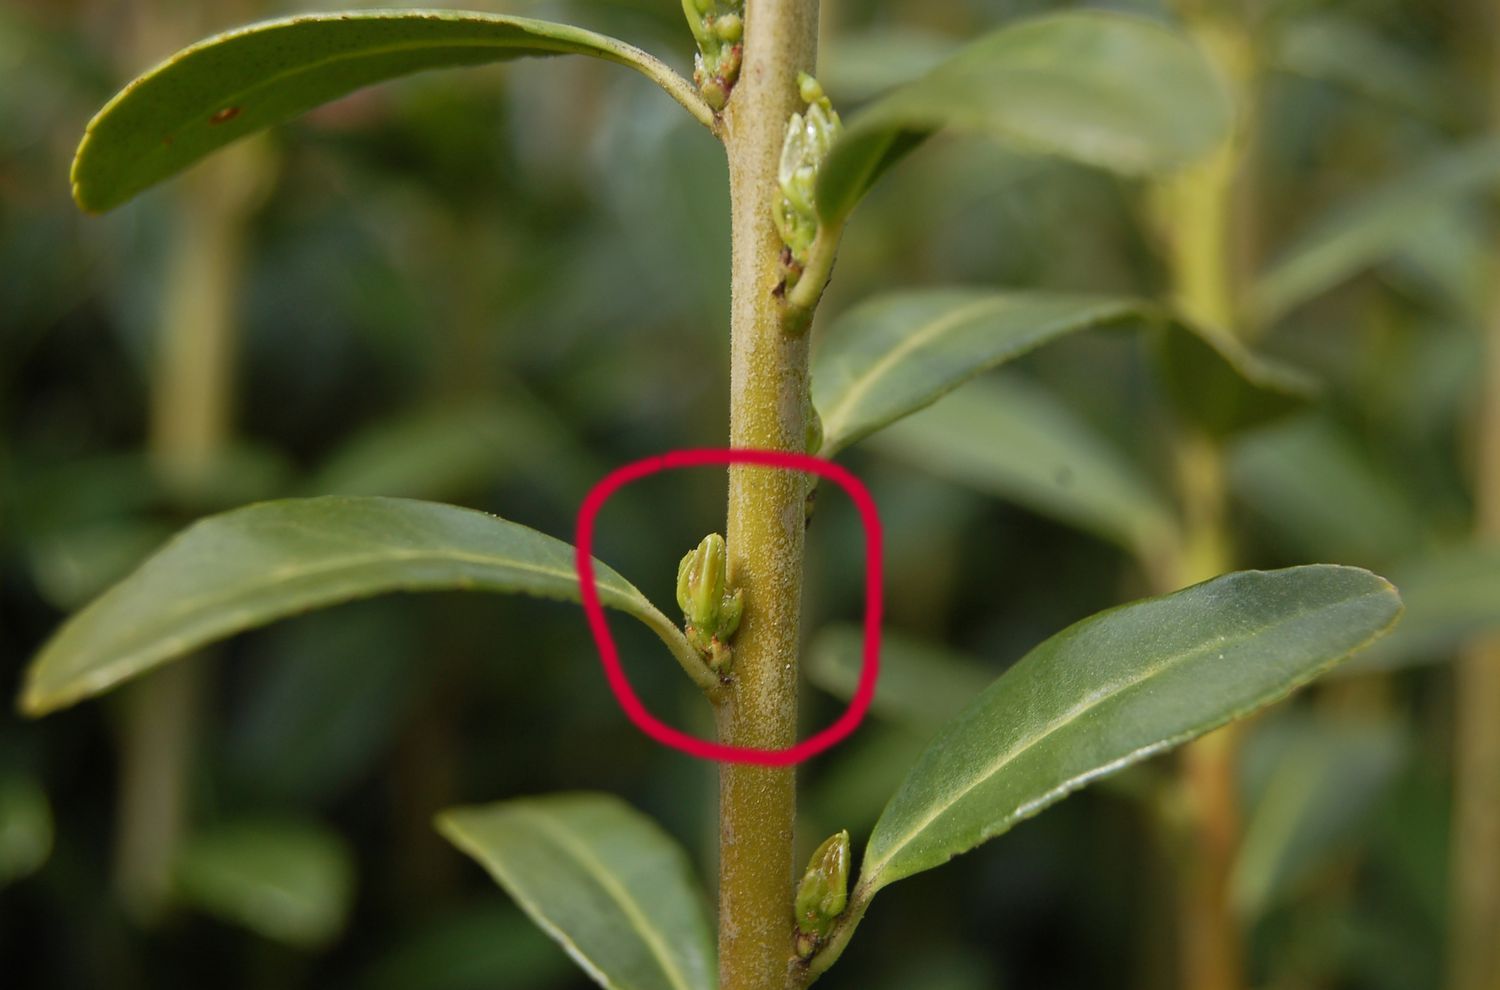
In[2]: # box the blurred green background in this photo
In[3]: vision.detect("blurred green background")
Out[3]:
[3,0,1497,987]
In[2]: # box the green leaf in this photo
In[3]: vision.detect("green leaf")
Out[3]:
[72,9,712,212]
[0,775,53,888]
[1344,544,1500,673]
[812,289,1308,456]
[858,566,1400,897]
[173,818,355,947]
[1270,16,1448,119]
[20,496,696,716]
[1248,137,1500,327]
[807,624,993,730]
[816,10,1232,228]
[1151,319,1317,436]
[438,793,716,990]
[820,28,957,103]
[866,375,1177,558]
[24,518,174,611]
[1229,415,1423,566]
[1230,713,1406,919]
[813,291,1137,454]
[228,608,417,804]
[308,399,568,500]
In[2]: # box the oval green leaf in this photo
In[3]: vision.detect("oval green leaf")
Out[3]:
[72,9,712,212]
[812,289,1310,456]
[173,818,355,948]
[816,10,1232,228]
[438,793,716,990]
[858,566,1401,897]
[868,375,1177,559]
[807,625,993,731]
[19,496,697,716]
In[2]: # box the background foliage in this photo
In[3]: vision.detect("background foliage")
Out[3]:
[2,0,1495,987]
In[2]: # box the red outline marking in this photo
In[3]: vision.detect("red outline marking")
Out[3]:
[575,449,882,766]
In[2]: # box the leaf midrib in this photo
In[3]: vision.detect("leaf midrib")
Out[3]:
[81,12,648,204]
[862,584,1391,886]
[517,805,699,990]
[54,541,630,663]
[116,29,604,162]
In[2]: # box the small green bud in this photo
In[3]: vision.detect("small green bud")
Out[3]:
[701,77,729,111]
[805,405,823,454]
[775,77,842,268]
[676,534,743,670]
[795,830,850,945]
[714,13,742,42]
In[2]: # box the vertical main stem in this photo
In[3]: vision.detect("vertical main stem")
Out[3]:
[717,3,819,989]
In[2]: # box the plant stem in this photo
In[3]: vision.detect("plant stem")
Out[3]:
[1153,8,1256,987]
[114,140,263,922]
[715,3,819,988]
[1448,5,1500,987]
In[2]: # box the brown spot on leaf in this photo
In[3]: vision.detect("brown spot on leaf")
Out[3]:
[209,107,241,124]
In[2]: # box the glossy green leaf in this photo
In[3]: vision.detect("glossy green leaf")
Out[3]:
[816,11,1232,228]
[438,793,716,990]
[1345,544,1500,672]
[0,775,53,888]
[1231,713,1406,918]
[867,375,1177,558]
[71,10,711,212]
[1248,137,1500,327]
[812,289,1308,456]
[173,818,354,947]
[20,496,692,716]
[807,624,992,730]
[858,566,1401,896]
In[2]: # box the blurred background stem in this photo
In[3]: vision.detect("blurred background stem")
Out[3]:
[1449,5,1500,984]
[1155,4,1257,987]
[112,123,265,921]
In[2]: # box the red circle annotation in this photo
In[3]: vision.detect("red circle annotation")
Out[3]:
[574,448,882,767]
